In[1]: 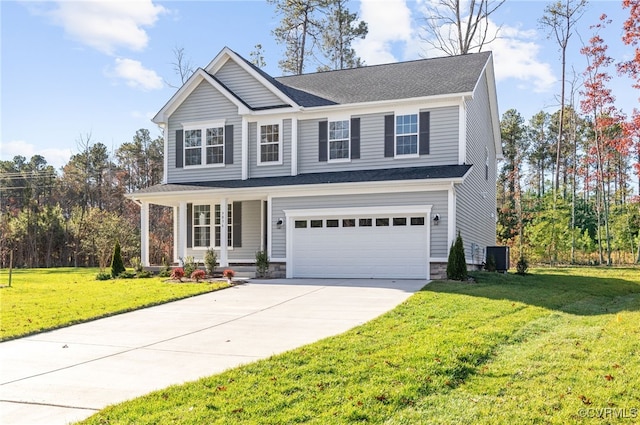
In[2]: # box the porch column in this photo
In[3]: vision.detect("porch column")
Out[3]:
[173,206,178,263]
[219,198,229,267]
[140,201,150,267]
[178,201,187,261]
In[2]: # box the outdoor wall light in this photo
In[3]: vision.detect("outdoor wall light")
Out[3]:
[432,214,440,225]
[276,218,284,229]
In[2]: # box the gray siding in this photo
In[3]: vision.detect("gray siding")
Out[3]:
[215,60,284,108]
[271,191,449,258]
[456,74,497,264]
[185,200,262,261]
[298,107,459,174]
[248,119,292,178]
[167,81,242,183]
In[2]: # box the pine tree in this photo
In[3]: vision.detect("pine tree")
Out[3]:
[110,240,125,278]
[446,232,468,281]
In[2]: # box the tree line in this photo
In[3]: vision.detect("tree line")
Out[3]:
[0,130,171,269]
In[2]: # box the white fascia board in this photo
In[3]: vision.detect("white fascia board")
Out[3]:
[126,177,464,205]
[473,53,502,160]
[205,47,300,109]
[295,93,471,121]
[284,204,432,218]
[153,69,251,125]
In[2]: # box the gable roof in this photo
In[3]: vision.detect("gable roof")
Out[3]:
[274,52,492,107]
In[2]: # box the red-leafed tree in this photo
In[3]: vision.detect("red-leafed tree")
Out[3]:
[580,14,629,265]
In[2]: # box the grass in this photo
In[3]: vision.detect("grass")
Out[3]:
[0,267,229,341]
[78,266,640,425]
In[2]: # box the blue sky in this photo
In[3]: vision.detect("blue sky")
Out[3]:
[1,0,637,172]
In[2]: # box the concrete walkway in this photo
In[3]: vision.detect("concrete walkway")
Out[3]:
[0,279,426,425]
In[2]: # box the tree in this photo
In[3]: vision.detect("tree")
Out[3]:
[526,111,554,197]
[539,0,587,193]
[167,46,195,88]
[269,0,328,75]
[249,44,267,68]
[446,232,467,281]
[111,240,126,278]
[420,0,505,56]
[320,0,367,70]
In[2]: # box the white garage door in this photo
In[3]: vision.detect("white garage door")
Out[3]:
[290,213,429,279]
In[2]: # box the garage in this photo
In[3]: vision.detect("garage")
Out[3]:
[285,206,431,279]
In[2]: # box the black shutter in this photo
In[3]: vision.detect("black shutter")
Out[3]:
[232,201,242,248]
[384,114,394,157]
[318,121,328,162]
[225,124,234,165]
[175,130,183,168]
[186,203,192,248]
[419,111,430,155]
[351,117,360,159]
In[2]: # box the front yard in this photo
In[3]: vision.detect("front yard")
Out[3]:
[77,267,640,424]
[0,267,229,341]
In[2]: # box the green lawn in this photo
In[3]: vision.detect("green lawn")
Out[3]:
[0,268,229,341]
[79,267,640,425]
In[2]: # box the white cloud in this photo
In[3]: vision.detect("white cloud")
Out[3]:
[111,58,163,91]
[0,140,72,171]
[45,0,166,55]
[353,0,415,65]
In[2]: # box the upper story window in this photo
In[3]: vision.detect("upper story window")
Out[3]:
[329,120,350,161]
[183,122,225,167]
[395,114,418,156]
[258,123,281,165]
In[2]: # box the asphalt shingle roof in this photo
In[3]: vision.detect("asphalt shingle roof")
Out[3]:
[133,165,472,195]
[273,52,491,107]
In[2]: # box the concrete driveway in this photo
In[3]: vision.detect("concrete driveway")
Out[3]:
[0,278,427,425]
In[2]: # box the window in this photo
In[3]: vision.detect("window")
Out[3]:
[393,217,407,226]
[214,204,233,247]
[206,127,224,164]
[311,220,323,228]
[329,120,350,161]
[342,219,356,227]
[193,205,211,247]
[411,217,425,226]
[485,147,489,180]
[359,218,372,227]
[396,114,418,156]
[295,220,308,228]
[259,124,281,164]
[326,219,339,228]
[376,218,389,227]
[184,123,224,166]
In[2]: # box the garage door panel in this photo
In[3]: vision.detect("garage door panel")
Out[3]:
[291,215,428,279]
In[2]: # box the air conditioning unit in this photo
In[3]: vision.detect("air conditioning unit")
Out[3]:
[486,246,510,272]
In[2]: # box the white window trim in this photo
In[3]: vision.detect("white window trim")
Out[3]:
[327,117,351,163]
[192,204,212,249]
[394,111,419,159]
[257,120,283,166]
[183,120,226,168]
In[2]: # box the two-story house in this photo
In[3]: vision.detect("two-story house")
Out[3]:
[129,46,501,279]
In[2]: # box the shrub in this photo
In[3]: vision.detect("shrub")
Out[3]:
[130,257,143,273]
[158,258,172,277]
[136,270,153,278]
[255,250,269,278]
[182,256,197,278]
[96,272,111,281]
[118,270,136,279]
[204,248,218,276]
[110,241,126,278]
[484,254,496,272]
[446,232,468,281]
[191,269,206,282]
[223,269,235,280]
[171,267,185,281]
[516,256,529,275]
